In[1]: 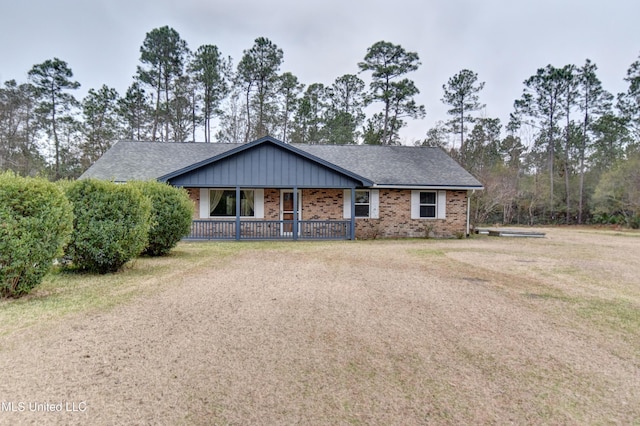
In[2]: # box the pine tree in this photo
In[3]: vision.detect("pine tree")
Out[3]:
[28,58,80,180]
[136,26,189,141]
[441,69,485,165]
[358,41,424,145]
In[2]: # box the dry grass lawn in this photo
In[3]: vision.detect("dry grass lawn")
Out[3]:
[0,227,639,425]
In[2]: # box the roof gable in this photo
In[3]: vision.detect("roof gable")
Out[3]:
[159,136,373,188]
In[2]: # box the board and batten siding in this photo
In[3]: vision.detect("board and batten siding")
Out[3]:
[168,143,362,188]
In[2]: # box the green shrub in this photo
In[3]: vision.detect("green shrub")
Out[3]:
[64,179,151,274]
[0,172,73,297]
[131,181,194,256]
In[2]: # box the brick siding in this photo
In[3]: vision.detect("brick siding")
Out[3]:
[300,189,343,220]
[186,188,200,220]
[355,189,468,239]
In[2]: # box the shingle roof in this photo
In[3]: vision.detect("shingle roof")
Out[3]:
[80,141,235,182]
[80,139,483,189]
[294,144,482,187]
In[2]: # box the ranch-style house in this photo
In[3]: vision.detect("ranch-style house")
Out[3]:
[81,136,483,240]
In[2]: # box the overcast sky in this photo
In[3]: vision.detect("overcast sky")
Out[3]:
[2,0,639,143]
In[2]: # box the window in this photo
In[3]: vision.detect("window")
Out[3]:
[411,190,445,220]
[354,190,370,218]
[209,189,255,217]
[344,189,378,219]
[419,191,436,218]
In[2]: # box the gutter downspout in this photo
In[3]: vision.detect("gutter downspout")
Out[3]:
[466,189,474,237]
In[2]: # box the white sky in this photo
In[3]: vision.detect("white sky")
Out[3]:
[1,0,639,144]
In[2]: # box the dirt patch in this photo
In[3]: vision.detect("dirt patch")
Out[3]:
[0,229,639,424]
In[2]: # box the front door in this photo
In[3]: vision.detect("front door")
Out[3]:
[281,190,301,235]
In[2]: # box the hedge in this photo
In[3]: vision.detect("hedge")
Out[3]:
[131,181,194,256]
[0,172,73,297]
[64,179,151,273]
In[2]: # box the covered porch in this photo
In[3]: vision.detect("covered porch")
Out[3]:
[159,138,372,241]
[183,186,358,241]
[186,185,358,240]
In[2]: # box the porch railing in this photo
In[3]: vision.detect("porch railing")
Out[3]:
[186,220,352,240]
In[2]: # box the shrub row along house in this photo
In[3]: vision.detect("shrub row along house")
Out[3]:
[81,136,483,240]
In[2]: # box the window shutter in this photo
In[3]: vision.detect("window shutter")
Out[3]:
[254,189,264,218]
[411,190,420,219]
[199,189,210,218]
[370,189,379,219]
[437,190,447,219]
[343,189,351,219]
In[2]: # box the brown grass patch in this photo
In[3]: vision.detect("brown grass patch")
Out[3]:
[0,228,638,424]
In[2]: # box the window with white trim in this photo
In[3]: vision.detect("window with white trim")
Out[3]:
[209,189,255,217]
[344,189,378,219]
[418,191,437,218]
[354,190,370,218]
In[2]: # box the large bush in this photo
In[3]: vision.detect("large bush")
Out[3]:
[132,181,194,256]
[0,172,73,297]
[64,179,151,273]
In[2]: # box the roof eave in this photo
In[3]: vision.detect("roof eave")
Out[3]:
[370,184,484,190]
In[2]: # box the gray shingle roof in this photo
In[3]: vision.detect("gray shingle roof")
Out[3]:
[80,139,483,189]
[80,141,236,182]
[294,144,482,187]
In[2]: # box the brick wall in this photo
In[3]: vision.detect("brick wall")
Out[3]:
[262,189,344,220]
[355,189,468,239]
[186,188,200,219]
[264,189,280,220]
[300,189,343,219]
[184,187,468,238]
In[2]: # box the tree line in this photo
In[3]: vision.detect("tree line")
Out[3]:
[1,26,639,226]
[431,62,639,227]
[0,27,425,180]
